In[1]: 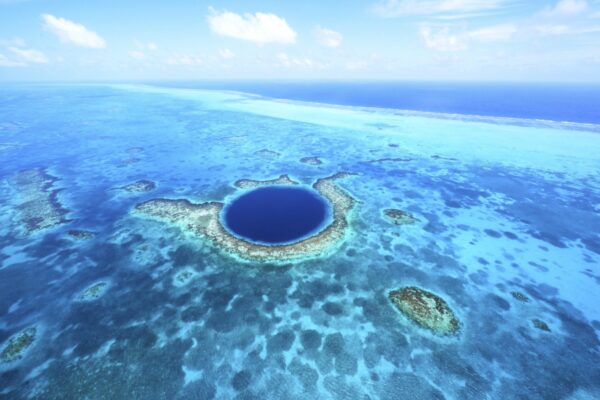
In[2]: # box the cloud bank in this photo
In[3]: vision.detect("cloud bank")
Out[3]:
[207,8,296,44]
[42,14,106,48]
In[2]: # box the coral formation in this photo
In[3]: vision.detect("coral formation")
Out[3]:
[134,172,357,262]
[121,180,156,193]
[511,291,530,302]
[1,327,36,363]
[383,208,418,225]
[10,168,69,234]
[78,281,109,301]
[234,174,298,189]
[300,156,323,165]
[255,149,280,158]
[389,287,460,336]
[67,229,95,240]
[173,268,198,287]
[532,319,551,332]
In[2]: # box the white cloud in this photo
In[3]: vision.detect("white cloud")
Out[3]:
[420,27,466,51]
[8,46,48,63]
[166,54,203,66]
[314,26,343,48]
[535,24,600,35]
[540,0,588,18]
[374,0,507,18]
[207,8,296,44]
[219,48,235,59]
[129,50,145,60]
[134,40,158,51]
[276,52,325,69]
[0,53,25,67]
[42,14,106,48]
[468,24,517,41]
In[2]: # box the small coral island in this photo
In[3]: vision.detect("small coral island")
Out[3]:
[300,156,323,165]
[389,287,460,336]
[134,172,357,262]
[383,208,418,225]
[1,327,37,363]
[120,180,156,193]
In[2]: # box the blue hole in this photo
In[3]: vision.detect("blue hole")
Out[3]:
[223,186,330,245]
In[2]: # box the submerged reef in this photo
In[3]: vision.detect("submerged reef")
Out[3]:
[10,168,69,234]
[78,281,109,301]
[120,180,156,193]
[234,174,298,189]
[1,327,36,363]
[383,208,418,225]
[532,319,551,332]
[67,229,95,240]
[511,291,530,302]
[300,156,323,165]
[255,148,280,158]
[135,172,357,262]
[389,287,460,336]
[173,268,198,287]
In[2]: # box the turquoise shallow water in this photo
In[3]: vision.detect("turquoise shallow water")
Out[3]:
[0,84,599,399]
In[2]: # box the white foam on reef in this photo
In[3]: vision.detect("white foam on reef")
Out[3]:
[110,83,600,179]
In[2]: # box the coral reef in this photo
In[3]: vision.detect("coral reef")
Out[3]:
[121,180,156,193]
[511,291,530,302]
[10,168,69,234]
[383,208,418,225]
[300,156,323,165]
[234,174,298,189]
[78,281,109,301]
[363,157,413,164]
[134,172,357,262]
[1,327,36,363]
[255,149,280,158]
[389,287,460,336]
[532,319,551,332]
[67,229,95,240]
[174,269,197,286]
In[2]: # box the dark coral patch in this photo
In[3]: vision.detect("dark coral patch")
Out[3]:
[300,156,323,165]
[389,287,460,336]
[121,180,156,193]
[1,327,37,362]
[383,208,418,225]
[532,319,551,332]
[11,168,70,234]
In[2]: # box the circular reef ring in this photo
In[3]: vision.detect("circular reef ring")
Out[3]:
[134,173,357,263]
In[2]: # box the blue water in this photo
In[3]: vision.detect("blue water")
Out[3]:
[0,83,599,399]
[223,186,328,244]
[154,81,600,124]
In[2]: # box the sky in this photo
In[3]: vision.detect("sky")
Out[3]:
[0,0,600,82]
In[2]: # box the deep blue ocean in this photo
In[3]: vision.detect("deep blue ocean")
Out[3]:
[153,81,600,124]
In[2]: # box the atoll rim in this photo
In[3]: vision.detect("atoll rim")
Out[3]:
[134,172,357,262]
[221,186,332,246]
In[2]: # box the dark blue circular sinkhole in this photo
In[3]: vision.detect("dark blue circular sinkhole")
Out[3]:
[222,186,330,245]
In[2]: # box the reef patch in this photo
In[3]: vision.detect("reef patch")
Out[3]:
[10,168,70,234]
[234,174,297,189]
[120,180,156,193]
[1,327,37,363]
[134,172,357,262]
[173,268,199,287]
[383,209,418,225]
[67,229,95,240]
[532,319,551,332]
[300,156,323,165]
[77,281,109,301]
[255,149,280,158]
[389,287,460,336]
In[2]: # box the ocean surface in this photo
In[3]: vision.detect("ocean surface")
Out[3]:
[154,81,600,124]
[0,82,599,399]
